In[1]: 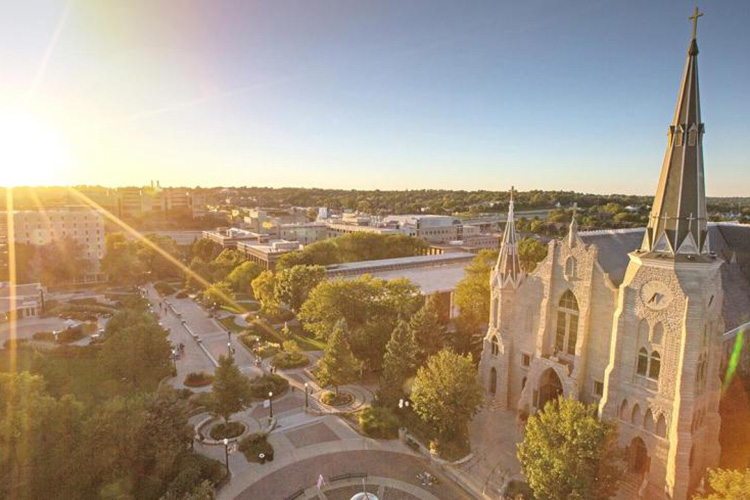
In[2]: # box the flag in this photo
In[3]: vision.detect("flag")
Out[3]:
[317,474,325,489]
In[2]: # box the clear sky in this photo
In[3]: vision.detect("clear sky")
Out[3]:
[1,0,748,195]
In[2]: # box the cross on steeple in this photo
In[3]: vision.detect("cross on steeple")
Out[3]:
[690,6,704,40]
[687,212,696,232]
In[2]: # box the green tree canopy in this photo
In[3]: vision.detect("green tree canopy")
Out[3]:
[408,296,447,364]
[299,275,421,369]
[379,319,418,405]
[411,349,483,440]
[203,281,235,308]
[454,249,498,334]
[209,355,252,423]
[225,261,263,295]
[518,237,548,273]
[518,396,623,500]
[315,320,362,395]
[251,270,280,316]
[274,265,326,313]
[99,311,172,389]
[693,468,750,500]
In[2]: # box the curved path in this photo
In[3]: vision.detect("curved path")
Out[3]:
[229,450,472,500]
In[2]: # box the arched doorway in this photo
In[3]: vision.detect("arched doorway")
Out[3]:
[538,368,563,411]
[628,437,650,475]
[489,367,498,395]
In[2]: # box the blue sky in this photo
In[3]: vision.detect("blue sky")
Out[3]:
[1,0,749,195]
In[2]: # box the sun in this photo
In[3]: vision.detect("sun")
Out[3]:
[0,110,70,186]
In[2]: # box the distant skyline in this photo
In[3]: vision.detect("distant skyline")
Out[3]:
[1,0,749,195]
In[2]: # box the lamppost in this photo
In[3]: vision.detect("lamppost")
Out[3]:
[223,438,230,475]
[171,348,177,371]
[268,391,274,418]
[304,382,309,410]
[227,342,232,356]
[398,398,410,410]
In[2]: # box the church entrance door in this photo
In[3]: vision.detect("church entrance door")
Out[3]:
[537,368,563,411]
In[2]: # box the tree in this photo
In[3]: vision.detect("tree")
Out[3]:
[315,320,362,395]
[161,480,215,500]
[454,249,498,334]
[518,396,623,500]
[137,234,182,280]
[693,468,750,500]
[251,270,280,316]
[209,249,244,282]
[225,261,262,295]
[209,355,252,424]
[299,276,421,369]
[379,320,418,405]
[411,349,483,441]
[99,312,172,389]
[191,238,221,262]
[274,265,326,313]
[409,297,447,364]
[518,237,548,273]
[0,372,85,500]
[203,281,234,308]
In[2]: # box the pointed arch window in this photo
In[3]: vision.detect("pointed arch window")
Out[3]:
[564,257,577,279]
[490,335,499,356]
[555,290,579,356]
[649,351,661,380]
[674,126,684,147]
[637,348,649,376]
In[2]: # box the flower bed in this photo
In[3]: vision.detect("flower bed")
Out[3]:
[184,371,214,387]
[321,390,354,407]
[270,351,309,369]
[209,421,245,440]
[248,374,289,399]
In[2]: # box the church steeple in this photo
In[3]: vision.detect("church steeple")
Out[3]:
[642,6,708,255]
[494,187,523,288]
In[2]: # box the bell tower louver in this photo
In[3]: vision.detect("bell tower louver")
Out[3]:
[642,6,708,255]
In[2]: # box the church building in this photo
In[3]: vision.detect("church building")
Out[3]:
[478,10,750,500]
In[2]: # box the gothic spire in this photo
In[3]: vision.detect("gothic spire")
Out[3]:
[568,202,579,247]
[494,187,523,288]
[642,6,708,255]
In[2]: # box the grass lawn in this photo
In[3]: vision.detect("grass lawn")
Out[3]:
[220,304,244,314]
[218,316,245,333]
[289,332,325,351]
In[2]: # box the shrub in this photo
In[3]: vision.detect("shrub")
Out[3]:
[154,281,177,296]
[189,391,214,410]
[32,331,54,342]
[164,452,227,498]
[184,371,214,387]
[270,351,309,369]
[320,390,353,406]
[176,388,194,400]
[238,332,261,350]
[57,325,87,343]
[238,433,274,463]
[358,406,400,439]
[176,290,189,299]
[209,421,245,440]
[253,341,280,359]
[248,374,289,399]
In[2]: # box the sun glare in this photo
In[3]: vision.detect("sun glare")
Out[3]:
[0,111,69,186]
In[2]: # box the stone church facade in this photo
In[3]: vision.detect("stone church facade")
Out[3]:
[478,12,750,500]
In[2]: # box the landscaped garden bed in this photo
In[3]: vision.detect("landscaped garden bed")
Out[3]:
[358,406,399,439]
[209,421,245,440]
[321,390,354,407]
[270,351,309,369]
[184,371,214,387]
[248,374,289,399]
[238,432,274,463]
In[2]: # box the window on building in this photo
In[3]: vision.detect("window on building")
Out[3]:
[594,381,604,397]
[522,353,531,367]
[564,257,576,279]
[637,348,649,376]
[649,351,661,380]
[688,126,698,146]
[491,335,499,356]
[674,127,683,146]
[555,290,579,356]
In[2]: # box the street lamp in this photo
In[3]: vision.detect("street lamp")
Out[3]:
[227,342,232,355]
[304,382,309,410]
[398,398,410,410]
[223,438,230,475]
[268,391,274,419]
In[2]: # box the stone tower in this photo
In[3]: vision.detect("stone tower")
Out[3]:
[599,8,723,499]
[480,187,524,409]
